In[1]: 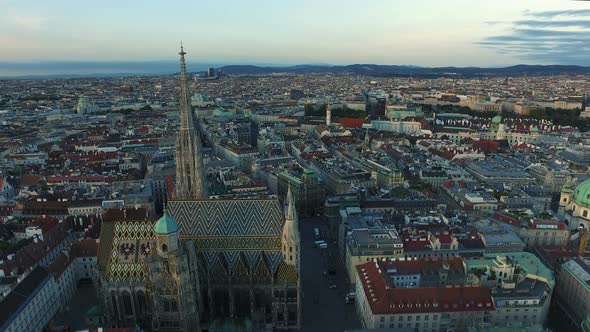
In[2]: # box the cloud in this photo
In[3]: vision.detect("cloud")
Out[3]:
[11,15,49,31]
[526,9,590,18]
[513,28,589,37]
[484,21,505,26]
[514,19,590,28]
[479,9,590,65]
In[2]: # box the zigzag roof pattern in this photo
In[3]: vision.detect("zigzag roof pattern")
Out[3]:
[168,199,284,237]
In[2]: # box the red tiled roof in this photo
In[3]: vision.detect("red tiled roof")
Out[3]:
[356,261,494,315]
[46,175,115,184]
[71,239,99,257]
[62,151,119,162]
[339,117,367,128]
[47,252,73,278]
[402,237,431,251]
[431,232,455,244]
[512,143,537,150]
[103,207,150,223]
[20,174,43,187]
[0,219,73,276]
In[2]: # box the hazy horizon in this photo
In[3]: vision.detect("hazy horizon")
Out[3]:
[2,60,589,79]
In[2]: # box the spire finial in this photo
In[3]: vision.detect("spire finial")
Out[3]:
[286,184,296,221]
[179,42,186,56]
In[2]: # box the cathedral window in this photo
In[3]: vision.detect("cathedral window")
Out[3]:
[111,291,119,319]
[122,291,133,316]
[136,291,147,316]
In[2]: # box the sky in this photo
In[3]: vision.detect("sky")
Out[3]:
[1,0,590,67]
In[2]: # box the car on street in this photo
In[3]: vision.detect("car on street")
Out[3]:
[345,292,356,304]
[314,240,326,248]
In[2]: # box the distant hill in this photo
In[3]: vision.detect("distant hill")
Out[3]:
[2,61,589,79]
[219,64,590,78]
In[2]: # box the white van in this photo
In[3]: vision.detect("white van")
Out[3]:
[314,240,326,248]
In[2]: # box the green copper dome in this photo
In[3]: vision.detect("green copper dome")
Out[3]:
[573,179,590,209]
[154,209,179,234]
[491,115,502,124]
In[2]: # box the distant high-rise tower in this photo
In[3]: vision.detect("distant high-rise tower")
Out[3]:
[207,67,215,78]
[174,44,207,200]
[365,90,387,119]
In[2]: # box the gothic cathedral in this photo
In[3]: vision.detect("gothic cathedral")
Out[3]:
[97,46,301,331]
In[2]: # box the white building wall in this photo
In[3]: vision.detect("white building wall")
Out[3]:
[3,276,59,332]
[75,256,98,281]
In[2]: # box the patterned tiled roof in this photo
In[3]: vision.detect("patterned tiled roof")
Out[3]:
[98,199,290,283]
[169,199,286,274]
[98,220,156,283]
[168,199,284,237]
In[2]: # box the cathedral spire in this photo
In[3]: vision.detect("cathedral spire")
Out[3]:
[284,185,299,242]
[282,184,300,267]
[286,184,296,222]
[174,45,207,200]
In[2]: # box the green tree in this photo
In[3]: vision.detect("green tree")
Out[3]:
[0,241,12,254]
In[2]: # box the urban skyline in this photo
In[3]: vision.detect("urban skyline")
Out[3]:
[2,1,590,331]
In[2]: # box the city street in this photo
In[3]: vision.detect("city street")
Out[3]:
[300,217,361,332]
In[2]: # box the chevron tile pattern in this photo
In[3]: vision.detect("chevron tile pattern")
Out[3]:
[225,251,240,270]
[202,251,219,271]
[265,251,283,274]
[194,236,280,251]
[168,199,284,237]
[244,251,262,271]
